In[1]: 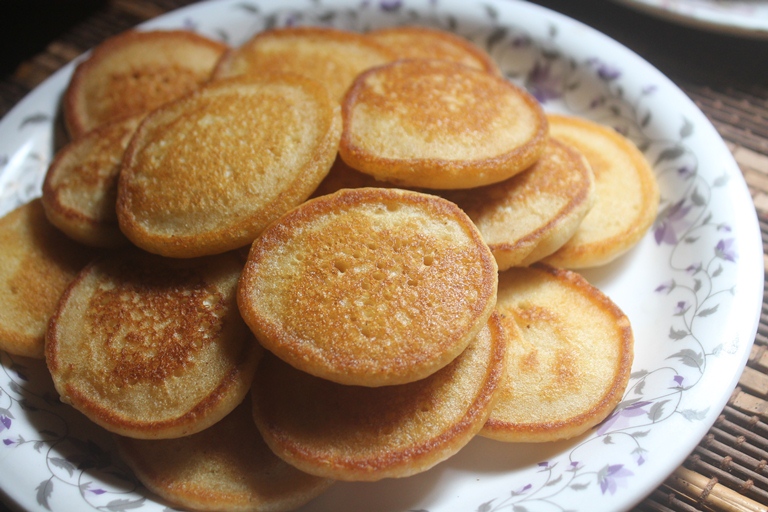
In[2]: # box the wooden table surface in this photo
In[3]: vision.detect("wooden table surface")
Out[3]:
[0,1,766,511]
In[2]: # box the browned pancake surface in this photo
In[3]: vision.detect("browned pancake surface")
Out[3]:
[543,114,660,268]
[367,25,499,74]
[0,199,95,358]
[481,264,633,442]
[42,115,143,248]
[238,187,498,387]
[339,59,548,189]
[251,312,506,481]
[64,30,227,139]
[213,26,395,101]
[441,138,595,269]
[117,74,341,258]
[116,400,334,512]
[46,250,261,439]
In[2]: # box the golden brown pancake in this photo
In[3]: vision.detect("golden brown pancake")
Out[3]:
[367,25,500,74]
[481,264,633,442]
[213,26,395,101]
[63,30,227,139]
[440,138,595,269]
[238,187,498,387]
[42,115,143,248]
[542,114,660,268]
[251,312,506,481]
[45,250,261,439]
[0,199,95,358]
[117,73,342,258]
[315,139,594,270]
[339,59,548,189]
[116,400,334,512]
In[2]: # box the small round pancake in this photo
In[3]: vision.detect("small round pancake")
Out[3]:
[64,30,227,139]
[117,73,342,258]
[481,264,633,443]
[42,115,143,248]
[367,25,500,74]
[115,400,334,512]
[339,59,548,189]
[213,26,395,101]
[0,199,95,358]
[542,115,660,268]
[45,250,261,439]
[238,187,498,387]
[251,312,506,481]
[441,138,595,270]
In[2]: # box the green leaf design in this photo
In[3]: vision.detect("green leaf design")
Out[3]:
[669,326,689,340]
[680,117,694,138]
[654,146,685,165]
[649,400,669,421]
[105,497,146,511]
[668,349,704,368]
[696,306,719,317]
[50,457,76,477]
[36,479,53,510]
[680,408,709,421]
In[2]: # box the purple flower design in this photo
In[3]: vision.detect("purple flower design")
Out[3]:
[598,464,633,495]
[673,375,685,387]
[0,415,9,431]
[715,238,737,262]
[380,0,402,11]
[686,263,703,274]
[526,61,561,103]
[586,58,621,81]
[2,438,14,446]
[655,279,675,293]
[89,488,107,495]
[597,401,651,435]
[654,199,692,245]
[674,301,690,316]
[678,165,696,179]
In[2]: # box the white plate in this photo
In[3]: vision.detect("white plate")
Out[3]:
[0,0,763,511]
[611,0,768,39]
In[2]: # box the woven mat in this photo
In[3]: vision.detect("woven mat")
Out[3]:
[0,1,766,511]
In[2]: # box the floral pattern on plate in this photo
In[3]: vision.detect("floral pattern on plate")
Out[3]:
[0,1,762,511]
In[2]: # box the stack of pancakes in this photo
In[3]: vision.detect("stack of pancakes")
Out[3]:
[0,24,658,511]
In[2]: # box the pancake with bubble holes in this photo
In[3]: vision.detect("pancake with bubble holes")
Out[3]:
[212,26,396,102]
[116,73,342,258]
[367,25,500,74]
[338,58,548,190]
[0,199,96,358]
[42,114,143,248]
[313,138,594,270]
[238,187,498,387]
[45,249,261,439]
[481,263,633,443]
[542,114,660,269]
[251,311,506,481]
[63,30,227,139]
[115,399,334,512]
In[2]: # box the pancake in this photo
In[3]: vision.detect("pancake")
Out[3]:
[42,115,143,248]
[116,73,341,258]
[338,59,548,189]
[441,138,595,269]
[63,29,227,139]
[314,139,594,270]
[481,263,633,443]
[367,25,500,74]
[116,400,334,512]
[45,250,261,439]
[251,312,506,481]
[542,114,660,268]
[237,187,498,387]
[0,199,95,358]
[213,26,395,101]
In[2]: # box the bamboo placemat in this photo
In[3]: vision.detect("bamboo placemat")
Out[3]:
[0,0,766,511]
